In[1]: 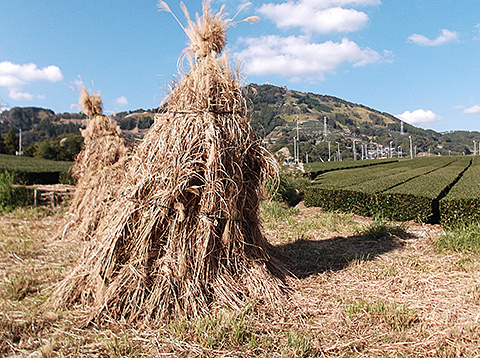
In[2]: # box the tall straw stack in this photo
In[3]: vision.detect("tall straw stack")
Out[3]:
[67,87,132,238]
[51,1,286,325]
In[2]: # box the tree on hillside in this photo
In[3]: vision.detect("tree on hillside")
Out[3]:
[34,133,84,161]
[0,131,5,153]
[4,128,18,155]
[23,142,38,157]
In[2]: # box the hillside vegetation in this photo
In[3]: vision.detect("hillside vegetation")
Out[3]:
[2,85,480,162]
[245,84,480,162]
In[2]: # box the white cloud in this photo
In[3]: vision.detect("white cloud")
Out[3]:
[115,96,129,106]
[302,0,381,6]
[464,105,480,114]
[407,29,459,46]
[0,61,63,101]
[395,109,442,124]
[9,90,33,101]
[258,0,379,34]
[235,35,383,80]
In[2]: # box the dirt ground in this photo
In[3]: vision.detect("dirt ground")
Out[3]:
[1,203,479,357]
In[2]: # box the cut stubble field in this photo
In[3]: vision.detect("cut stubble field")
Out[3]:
[1,202,479,357]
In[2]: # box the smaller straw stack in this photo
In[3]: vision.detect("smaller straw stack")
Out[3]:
[67,87,132,239]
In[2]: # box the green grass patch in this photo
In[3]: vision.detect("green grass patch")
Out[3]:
[261,200,299,225]
[0,171,33,212]
[358,217,409,240]
[344,298,418,331]
[433,222,480,254]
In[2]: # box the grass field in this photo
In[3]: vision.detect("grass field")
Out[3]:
[0,154,74,185]
[0,154,72,173]
[1,202,479,357]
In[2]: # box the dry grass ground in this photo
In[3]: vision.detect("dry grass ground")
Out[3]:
[1,202,479,357]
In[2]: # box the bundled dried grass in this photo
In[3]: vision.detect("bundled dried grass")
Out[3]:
[68,87,132,238]
[51,1,285,325]
[79,87,103,118]
[159,0,259,64]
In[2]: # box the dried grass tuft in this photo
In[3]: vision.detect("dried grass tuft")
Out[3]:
[159,0,258,62]
[79,87,103,118]
[51,1,286,326]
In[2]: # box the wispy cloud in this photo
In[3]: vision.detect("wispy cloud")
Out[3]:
[235,35,384,81]
[115,96,129,106]
[258,0,379,34]
[0,61,63,101]
[407,29,459,46]
[395,109,442,124]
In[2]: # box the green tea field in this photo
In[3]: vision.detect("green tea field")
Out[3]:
[305,156,479,226]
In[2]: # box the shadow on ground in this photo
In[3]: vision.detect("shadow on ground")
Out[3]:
[276,230,418,279]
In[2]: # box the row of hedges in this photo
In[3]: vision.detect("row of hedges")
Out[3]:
[313,156,456,191]
[305,156,472,223]
[0,154,74,185]
[305,158,398,179]
[440,157,480,227]
[304,187,433,222]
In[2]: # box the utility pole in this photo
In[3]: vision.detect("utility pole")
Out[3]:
[18,129,22,155]
[293,136,297,164]
[353,140,357,161]
[3,116,23,156]
[296,115,300,164]
[389,141,393,158]
[409,136,413,159]
[323,116,327,139]
[327,141,331,161]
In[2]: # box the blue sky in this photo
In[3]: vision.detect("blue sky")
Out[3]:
[1,0,479,132]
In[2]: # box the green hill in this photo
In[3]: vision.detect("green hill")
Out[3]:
[2,86,480,163]
[244,83,480,162]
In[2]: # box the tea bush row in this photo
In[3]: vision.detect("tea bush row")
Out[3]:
[305,158,397,179]
[305,156,472,223]
[440,157,480,227]
[0,154,74,184]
